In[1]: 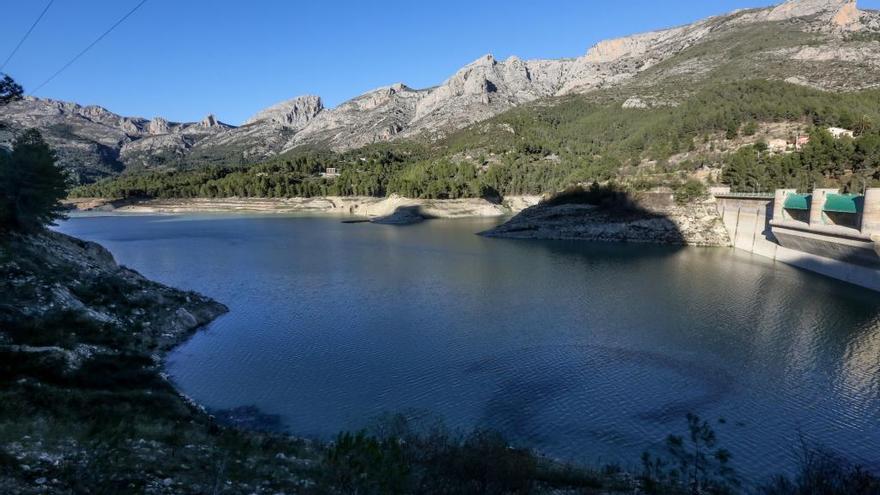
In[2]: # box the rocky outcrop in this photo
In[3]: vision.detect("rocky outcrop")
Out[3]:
[0,231,228,354]
[765,0,858,23]
[148,117,170,135]
[200,114,227,128]
[482,195,731,247]
[244,95,323,128]
[286,83,424,150]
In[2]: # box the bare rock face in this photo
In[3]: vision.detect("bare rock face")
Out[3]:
[200,114,221,128]
[148,117,170,135]
[286,83,424,150]
[244,95,323,128]
[766,0,857,22]
[413,54,555,125]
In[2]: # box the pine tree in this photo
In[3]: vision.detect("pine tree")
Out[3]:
[0,129,69,232]
[0,74,24,106]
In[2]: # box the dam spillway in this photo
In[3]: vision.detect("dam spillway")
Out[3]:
[713,187,880,291]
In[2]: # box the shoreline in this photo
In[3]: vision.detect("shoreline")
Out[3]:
[64,195,544,220]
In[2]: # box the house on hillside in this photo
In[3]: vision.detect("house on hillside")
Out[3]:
[320,167,340,179]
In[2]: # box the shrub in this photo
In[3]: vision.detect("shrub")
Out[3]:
[760,442,880,495]
[639,413,739,494]
[323,431,409,494]
[674,179,708,204]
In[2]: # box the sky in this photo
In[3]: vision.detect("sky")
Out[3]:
[2,0,879,125]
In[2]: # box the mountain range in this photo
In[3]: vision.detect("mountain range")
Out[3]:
[1,0,879,183]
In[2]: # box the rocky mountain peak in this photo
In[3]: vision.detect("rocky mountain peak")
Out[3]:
[474,54,496,67]
[243,95,323,128]
[200,114,222,128]
[388,83,411,94]
[766,0,858,23]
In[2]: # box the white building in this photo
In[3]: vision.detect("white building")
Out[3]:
[828,127,855,139]
[320,167,340,179]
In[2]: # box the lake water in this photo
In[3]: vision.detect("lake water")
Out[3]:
[57,214,880,482]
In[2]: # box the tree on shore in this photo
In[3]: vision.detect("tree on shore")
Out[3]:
[0,75,68,232]
[0,129,69,232]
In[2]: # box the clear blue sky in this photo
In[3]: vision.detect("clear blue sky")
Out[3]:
[2,0,879,125]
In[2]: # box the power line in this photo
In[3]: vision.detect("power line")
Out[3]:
[0,0,55,73]
[29,0,148,95]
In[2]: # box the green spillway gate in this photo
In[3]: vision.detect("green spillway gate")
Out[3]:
[823,194,862,214]
[783,193,810,210]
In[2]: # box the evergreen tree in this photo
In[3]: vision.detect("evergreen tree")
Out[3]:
[0,129,69,232]
[0,74,24,106]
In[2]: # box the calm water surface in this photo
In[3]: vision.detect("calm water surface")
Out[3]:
[57,215,880,482]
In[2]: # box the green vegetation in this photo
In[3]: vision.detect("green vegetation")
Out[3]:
[843,31,880,43]
[320,423,552,494]
[640,413,738,495]
[0,75,67,232]
[0,73,23,105]
[72,80,880,201]
[760,442,880,495]
[674,179,709,204]
[0,129,69,232]
[722,127,880,193]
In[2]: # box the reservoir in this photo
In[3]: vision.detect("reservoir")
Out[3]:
[57,214,880,482]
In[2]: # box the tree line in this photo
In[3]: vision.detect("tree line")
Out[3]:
[722,127,880,193]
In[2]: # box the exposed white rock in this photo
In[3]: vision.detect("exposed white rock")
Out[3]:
[622,96,679,109]
[244,95,323,128]
[285,83,425,151]
[622,97,650,109]
[148,117,170,135]
[766,0,857,23]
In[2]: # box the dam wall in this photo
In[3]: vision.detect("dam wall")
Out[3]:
[713,188,880,291]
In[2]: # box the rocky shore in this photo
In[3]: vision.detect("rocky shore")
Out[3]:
[0,231,323,494]
[64,195,543,220]
[1,231,228,352]
[482,194,731,247]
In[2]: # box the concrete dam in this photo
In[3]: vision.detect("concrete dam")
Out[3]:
[713,188,880,291]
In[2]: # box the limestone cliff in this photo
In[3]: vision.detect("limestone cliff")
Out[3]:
[243,95,323,127]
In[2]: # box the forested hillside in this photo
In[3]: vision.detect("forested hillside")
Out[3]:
[71,80,880,200]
